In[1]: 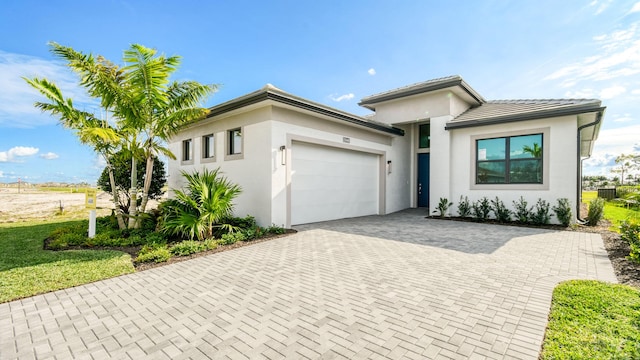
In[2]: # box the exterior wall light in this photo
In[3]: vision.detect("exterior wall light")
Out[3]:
[387,160,392,174]
[280,145,286,165]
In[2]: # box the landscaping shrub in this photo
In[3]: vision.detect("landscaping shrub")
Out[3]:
[144,232,167,246]
[203,238,219,250]
[170,240,207,256]
[471,197,491,220]
[490,197,511,223]
[266,224,286,235]
[162,168,241,240]
[136,244,171,263]
[433,198,453,217]
[219,231,246,245]
[243,225,265,241]
[620,220,640,264]
[57,232,87,246]
[513,197,532,223]
[457,196,472,218]
[552,198,572,226]
[587,198,605,226]
[531,198,551,225]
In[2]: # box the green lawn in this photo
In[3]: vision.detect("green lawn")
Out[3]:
[583,191,640,231]
[0,220,134,303]
[541,280,640,359]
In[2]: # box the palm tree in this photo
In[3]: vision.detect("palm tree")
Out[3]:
[162,169,241,240]
[24,77,127,229]
[522,143,542,158]
[28,42,217,228]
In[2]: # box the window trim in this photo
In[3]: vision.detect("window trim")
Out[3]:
[418,123,431,149]
[225,127,244,161]
[181,138,194,165]
[201,133,216,163]
[470,127,550,190]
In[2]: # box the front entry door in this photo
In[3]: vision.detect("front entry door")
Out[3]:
[418,153,430,207]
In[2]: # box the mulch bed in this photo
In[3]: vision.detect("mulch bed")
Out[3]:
[44,229,297,272]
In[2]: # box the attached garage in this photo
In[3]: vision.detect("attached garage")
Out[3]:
[290,141,382,225]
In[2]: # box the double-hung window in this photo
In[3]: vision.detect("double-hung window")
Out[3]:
[202,134,215,160]
[476,133,543,184]
[182,139,192,162]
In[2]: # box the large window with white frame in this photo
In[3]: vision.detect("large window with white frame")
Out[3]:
[476,133,543,184]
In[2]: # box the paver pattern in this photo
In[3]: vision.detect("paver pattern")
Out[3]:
[0,209,617,359]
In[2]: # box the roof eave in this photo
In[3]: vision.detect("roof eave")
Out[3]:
[445,105,606,130]
[358,76,486,108]
[205,88,405,136]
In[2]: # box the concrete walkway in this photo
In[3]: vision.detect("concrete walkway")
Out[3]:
[0,209,617,359]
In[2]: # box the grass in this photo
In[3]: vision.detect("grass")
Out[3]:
[0,220,134,303]
[583,191,640,231]
[541,280,640,359]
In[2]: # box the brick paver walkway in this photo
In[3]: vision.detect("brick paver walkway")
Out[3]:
[0,209,617,359]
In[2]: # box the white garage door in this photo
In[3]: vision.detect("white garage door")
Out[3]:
[291,142,380,225]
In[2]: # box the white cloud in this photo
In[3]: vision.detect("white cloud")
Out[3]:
[629,2,640,13]
[565,88,595,98]
[39,152,59,160]
[545,22,640,85]
[589,0,613,14]
[599,85,626,99]
[368,68,376,76]
[329,93,355,102]
[0,171,3,178]
[0,50,95,128]
[0,146,39,162]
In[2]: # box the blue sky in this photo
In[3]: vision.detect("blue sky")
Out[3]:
[1,0,639,183]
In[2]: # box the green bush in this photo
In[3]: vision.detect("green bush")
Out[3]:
[144,232,167,246]
[620,221,640,264]
[48,237,69,250]
[471,197,491,221]
[243,226,265,241]
[266,224,286,235]
[531,199,551,225]
[57,232,87,246]
[136,244,171,263]
[203,238,219,250]
[587,198,605,226]
[491,197,511,223]
[433,198,453,217]
[170,240,206,256]
[457,196,472,218]
[513,197,532,223]
[552,198,572,226]
[219,231,246,245]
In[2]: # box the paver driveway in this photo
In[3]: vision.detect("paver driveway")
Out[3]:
[1,209,616,359]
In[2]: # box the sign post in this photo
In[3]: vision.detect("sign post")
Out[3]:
[85,188,97,238]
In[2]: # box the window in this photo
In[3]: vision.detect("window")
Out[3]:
[182,139,192,161]
[476,133,542,184]
[419,124,430,148]
[229,128,242,155]
[202,134,214,159]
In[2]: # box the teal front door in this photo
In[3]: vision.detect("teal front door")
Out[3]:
[418,153,430,207]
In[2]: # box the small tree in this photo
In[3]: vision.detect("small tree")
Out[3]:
[97,151,166,214]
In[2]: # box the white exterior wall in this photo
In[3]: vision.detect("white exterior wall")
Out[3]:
[374,92,453,124]
[428,115,454,214]
[270,106,410,227]
[446,116,579,224]
[167,107,273,225]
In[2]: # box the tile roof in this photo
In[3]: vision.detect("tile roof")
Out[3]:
[447,99,604,129]
[359,75,485,108]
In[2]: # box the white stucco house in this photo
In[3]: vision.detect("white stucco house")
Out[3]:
[168,75,605,227]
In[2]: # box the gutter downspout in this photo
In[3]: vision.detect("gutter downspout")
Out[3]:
[576,111,603,224]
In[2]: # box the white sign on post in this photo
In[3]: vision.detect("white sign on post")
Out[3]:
[86,189,97,238]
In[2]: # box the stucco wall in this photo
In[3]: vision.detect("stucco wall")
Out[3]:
[167,107,273,225]
[373,92,453,124]
[444,115,579,224]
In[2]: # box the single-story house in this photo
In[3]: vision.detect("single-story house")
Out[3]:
[168,75,605,227]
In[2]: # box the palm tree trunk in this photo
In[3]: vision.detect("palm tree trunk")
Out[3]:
[106,158,126,229]
[128,155,138,228]
[138,155,155,216]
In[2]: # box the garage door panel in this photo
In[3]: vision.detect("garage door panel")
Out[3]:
[291,142,379,225]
